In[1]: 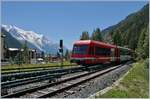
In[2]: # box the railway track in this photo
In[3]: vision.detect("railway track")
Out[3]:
[1,72,65,89]
[2,64,76,74]
[2,65,84,82]
[1,66,88,90]
[2,64,76,71]
[2,63,123,98]
[1,65,102,96]
[2,68,89,90]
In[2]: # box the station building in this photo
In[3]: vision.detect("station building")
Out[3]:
[1,32,7,62]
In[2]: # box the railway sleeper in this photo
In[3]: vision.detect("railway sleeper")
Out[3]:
[1,88,8,96]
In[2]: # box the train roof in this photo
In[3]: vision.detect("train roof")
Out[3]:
[74,40,117,48]
[117,46,132,51]
[74,40,132,51]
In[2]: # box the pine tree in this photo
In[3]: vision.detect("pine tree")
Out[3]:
[91,28,103,41]
[80,31,90,40]
[136,26,148,59]
[22,40,29,64]
[143,27,149,58]
[112,30,122,46]
[65,49,70,60]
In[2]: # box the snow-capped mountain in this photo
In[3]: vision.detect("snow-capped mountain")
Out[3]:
[1,24,66,55]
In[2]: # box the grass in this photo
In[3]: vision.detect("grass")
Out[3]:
[96,59,149,98]
[1,61,76,73]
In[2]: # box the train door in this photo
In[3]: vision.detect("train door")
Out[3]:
[115,48,120,63]
[110,48,115,62]
[88,44,95,64]
[94,45,100,64]
[93,45,98,64]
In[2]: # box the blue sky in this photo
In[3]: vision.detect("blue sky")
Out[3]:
[2,1,148,50]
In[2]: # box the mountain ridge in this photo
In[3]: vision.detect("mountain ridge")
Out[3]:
[1,24,67,55]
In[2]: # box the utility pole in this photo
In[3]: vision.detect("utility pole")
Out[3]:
[35,49,37,64]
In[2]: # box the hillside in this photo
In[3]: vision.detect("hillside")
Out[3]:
[102,4,149,51]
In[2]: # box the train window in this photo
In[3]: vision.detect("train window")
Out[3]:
[89,46,94,55]
[120,49,130,55]
[95,47,110,56]
[72,45,88,54]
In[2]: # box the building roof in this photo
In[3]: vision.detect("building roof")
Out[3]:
[8,48,37,51]
[8,48,19,51]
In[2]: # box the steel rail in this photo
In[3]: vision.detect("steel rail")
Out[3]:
[1,72,65,89]
[39,65,121,98]
[2,64,122,98]
[1,64,77,75]
[2,64,76,71]
[2,65,84,82]
[2,66,88,89]
[2,65,102,89]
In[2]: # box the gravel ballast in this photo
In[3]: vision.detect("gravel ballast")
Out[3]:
[3,62,133,98]
[4,71,88,95]
[53,62,133,98]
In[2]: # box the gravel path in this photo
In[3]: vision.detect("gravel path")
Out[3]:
[53,62,133,98]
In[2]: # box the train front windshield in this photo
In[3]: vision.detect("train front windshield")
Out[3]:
[72,45,88,55]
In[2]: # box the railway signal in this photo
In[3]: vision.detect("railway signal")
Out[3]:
[60,39,63,48]
[59,40,63,68]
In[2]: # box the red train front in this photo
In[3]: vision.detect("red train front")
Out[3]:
[70,40,132,66]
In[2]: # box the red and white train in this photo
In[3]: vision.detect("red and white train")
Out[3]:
[70,40,133,65]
